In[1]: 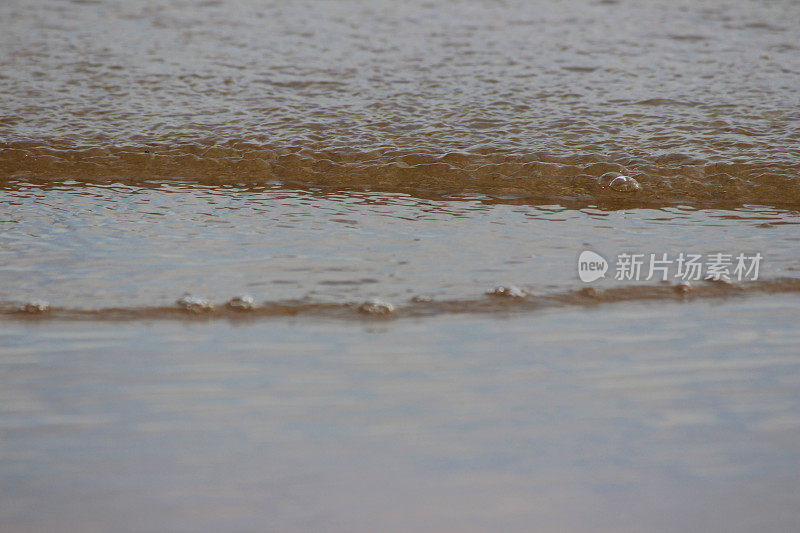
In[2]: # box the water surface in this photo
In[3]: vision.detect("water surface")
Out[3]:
[2,296,799,532]
[1,1,799,531]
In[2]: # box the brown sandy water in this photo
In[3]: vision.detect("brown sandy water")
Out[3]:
[1,0,799,530]
[1,0,799,207]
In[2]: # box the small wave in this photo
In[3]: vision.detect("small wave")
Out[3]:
[3,279,799,322]
[665,34,709,42]
[2,142,799,208]
[630,98,697,107]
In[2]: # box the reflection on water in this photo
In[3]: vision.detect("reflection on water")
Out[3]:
[1,182,798,313]
[1,297,799,531]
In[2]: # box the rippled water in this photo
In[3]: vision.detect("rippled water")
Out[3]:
[1,181,799,317]
[1,0,799,530]
[2,0,800,205]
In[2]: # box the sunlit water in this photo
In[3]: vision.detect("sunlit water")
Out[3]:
[1,0,799,530]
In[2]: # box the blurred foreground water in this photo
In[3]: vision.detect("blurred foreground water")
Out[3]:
[2,296,799,532]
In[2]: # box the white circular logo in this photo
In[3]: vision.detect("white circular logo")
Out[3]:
[578,251,608,283]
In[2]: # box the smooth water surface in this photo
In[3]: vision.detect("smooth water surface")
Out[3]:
[2,296,800,532]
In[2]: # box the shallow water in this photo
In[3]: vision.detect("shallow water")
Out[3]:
[2,0,800,205]
[1,0,799,530]
[2,297,799,532]
[1,181,799,315]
